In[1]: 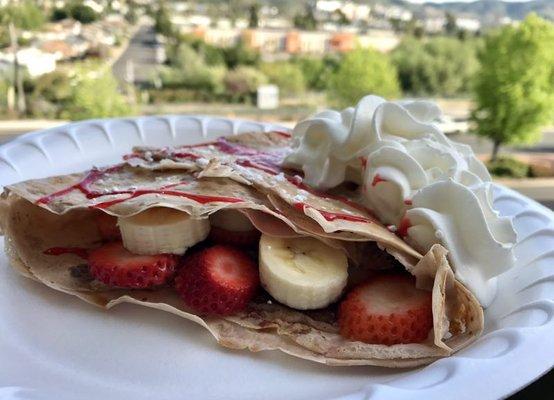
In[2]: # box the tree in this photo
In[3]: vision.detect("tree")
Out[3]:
[391,36,479,96]
[0,1,45,116]
[62,71,133,121]
[0,1,45,30]
[51,7,69,21]
[260,62,306,95]
[154,3,174,37]
[248,4,259,28]
[471,14,554,160]
[327,48,400,108]
[69,4,98,24]
[444,12,457,35]
[293,4,317,31]
[222,41,260,69]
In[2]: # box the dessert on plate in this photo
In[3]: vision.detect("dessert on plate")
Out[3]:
[0,95,516,367]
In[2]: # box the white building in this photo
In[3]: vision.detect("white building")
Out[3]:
[0,48,57,77]
[457,17,481,32]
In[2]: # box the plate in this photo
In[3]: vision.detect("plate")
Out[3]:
[0,116,553,400]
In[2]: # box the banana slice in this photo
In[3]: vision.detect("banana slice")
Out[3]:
[259,234,348,310]
[119,207,210,255]
[210,209,254,231]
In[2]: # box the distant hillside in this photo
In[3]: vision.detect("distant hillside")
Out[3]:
[422,0,554,22]
[223,0,553,25]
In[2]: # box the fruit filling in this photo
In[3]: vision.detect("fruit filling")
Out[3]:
[46,207,434,345]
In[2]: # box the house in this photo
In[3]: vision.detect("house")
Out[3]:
[0,48,57,77]
[329,32,355,52]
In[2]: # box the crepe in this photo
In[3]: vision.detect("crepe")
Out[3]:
[0,131,483,367]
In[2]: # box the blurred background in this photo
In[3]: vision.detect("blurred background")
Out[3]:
[0,0,553,208]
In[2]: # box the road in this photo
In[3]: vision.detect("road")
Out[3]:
[112,24,161,87]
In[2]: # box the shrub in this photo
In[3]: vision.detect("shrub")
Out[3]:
[486,157,530,179]
[260,62,306,95]
[224,66,267,103]
[69,4,98,24]
[61,72,133,121]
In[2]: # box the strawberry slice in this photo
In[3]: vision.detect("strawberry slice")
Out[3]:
[175,245,259,316]
[89,242,178,288]
[95,212,121,241]
[208,226,260,247]
[338,274,433,345]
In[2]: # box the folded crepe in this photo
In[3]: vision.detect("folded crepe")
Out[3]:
[0,131,483,367]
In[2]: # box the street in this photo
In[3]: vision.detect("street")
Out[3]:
[112,24,161,87]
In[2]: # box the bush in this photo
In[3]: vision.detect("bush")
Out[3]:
[69,4,98,24]
[50,7,68,21]
[161,42,227,96]
[224,66,267,103]
[222,42,260,69]
[27,71,72,118]
[260,62,306,95]
[61,72,133,121]
[327,48,400,108]
[486,157,530,179]
[392,36,479,96]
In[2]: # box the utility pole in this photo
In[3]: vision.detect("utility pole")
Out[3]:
[8,22,26,116]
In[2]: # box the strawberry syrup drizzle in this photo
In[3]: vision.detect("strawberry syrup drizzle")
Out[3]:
[92,189,243,210]
[397,216,412,237]
[286,175,376,220]
[36,165,124,204]
[43,247,89,259]
[371,174,387,187]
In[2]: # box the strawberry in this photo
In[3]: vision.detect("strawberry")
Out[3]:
[338,274,433,345]
[89,242,178,288]
[208,226,261,247]
[95,212,121,241]
[175,245,259,316]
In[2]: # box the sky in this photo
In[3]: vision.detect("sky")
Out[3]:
[405,0,534,3]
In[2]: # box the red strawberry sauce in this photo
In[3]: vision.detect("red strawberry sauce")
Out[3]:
[43,247,89,259]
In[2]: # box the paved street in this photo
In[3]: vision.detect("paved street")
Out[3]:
[112,24,161,87]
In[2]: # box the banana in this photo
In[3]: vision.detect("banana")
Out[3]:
[119,207,210,255]
[210,209,254,231]
[259,234,348,310]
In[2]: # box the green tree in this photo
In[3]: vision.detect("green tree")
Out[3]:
[471,14,554,160]
[293,4,317,31]
[222,42,260,69]
[63,72,133,121]
[0,1,45,30]
[248,4,259,28]
[51,7,69,21]
[154,2,174,37]
[69,4,98,24]
[260,62,306,95]
[444,12,457,35]
[392,36,479,96]
[327,48,400,108]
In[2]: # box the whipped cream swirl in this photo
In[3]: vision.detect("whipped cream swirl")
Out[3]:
[284,95,517,306]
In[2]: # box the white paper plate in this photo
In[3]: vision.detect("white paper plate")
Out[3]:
[0,116,553,400]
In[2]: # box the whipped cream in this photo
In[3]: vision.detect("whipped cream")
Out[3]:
[284,95,517,306]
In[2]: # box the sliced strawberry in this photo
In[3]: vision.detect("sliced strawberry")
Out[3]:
[95,212,121,241]
[89,242,177,288]
[338,274,433,345]
[175,245,259,316]
[208,226,261,247]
